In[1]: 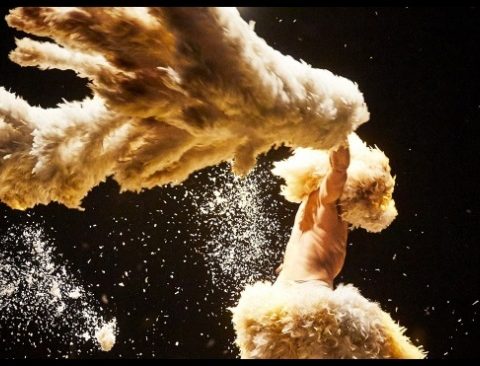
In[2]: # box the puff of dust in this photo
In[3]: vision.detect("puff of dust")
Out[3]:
[95,319,117,352]
[0,7,370,210]
[188,161,291,294]
[0,223,115,357]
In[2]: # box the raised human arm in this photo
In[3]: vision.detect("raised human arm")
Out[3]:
[319,140,350,205]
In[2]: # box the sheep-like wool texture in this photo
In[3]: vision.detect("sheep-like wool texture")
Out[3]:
[231,281,426,359]
[0,7,370,210]
[271,133,397,232]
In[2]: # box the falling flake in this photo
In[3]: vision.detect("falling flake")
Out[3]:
[95,320,117,352]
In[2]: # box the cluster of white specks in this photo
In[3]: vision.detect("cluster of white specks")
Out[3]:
[0,223,116,357]
[95,319,117,352]
[424,306,435,316]
[188,161,292,295]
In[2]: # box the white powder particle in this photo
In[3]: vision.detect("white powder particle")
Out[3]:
[67,288,82,299]
[95,320,117,352]
[56,302,66,314]
[0,283,16,296]
[49,280,62,300]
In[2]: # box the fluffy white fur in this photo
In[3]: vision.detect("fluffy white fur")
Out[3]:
[1,7,370,209]
[231,281,426,359]
[272,133,397,232]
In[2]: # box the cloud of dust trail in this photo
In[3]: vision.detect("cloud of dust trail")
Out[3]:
[0,7,370,210]
[0,223,116,356]
[188,161,291,294]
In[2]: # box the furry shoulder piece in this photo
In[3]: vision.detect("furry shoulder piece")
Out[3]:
[271,133,397,232]
[230,281,426,359]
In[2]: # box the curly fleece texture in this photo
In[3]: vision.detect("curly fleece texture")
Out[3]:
[230,281,426,359]
[271,133,397,233]
[0,7,369,210]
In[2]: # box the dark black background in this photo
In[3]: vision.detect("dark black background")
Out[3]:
[0,6,479,359]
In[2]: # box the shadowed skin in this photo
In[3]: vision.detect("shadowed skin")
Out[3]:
[275,141,350,289]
